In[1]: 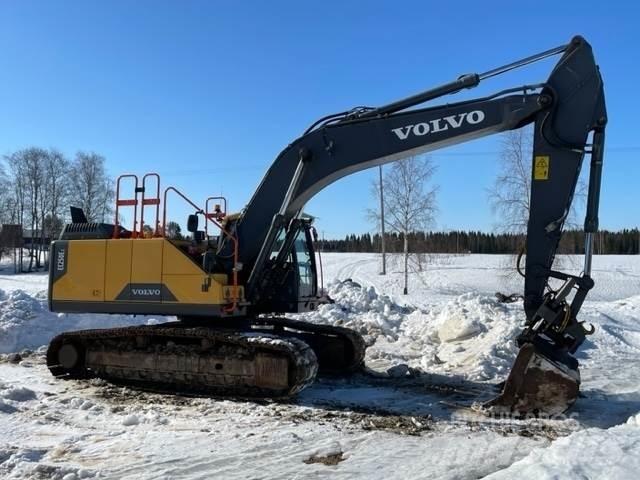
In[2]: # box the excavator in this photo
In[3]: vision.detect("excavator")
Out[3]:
[46,35,606,416]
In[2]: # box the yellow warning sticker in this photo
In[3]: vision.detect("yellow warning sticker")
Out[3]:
[534,155,550,180]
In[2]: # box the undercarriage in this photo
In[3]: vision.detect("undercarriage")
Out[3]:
[47,318,366,398]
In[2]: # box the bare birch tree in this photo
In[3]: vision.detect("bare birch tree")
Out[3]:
[369,156,438,294]
[24,148,47,269]
[2,148,112,271]
[0,165,11,264]
[40,149,70,265]
[488,128,533,234]
[0,163,11,224]
[488,126,585,281]
[69,152,114,223]
[5,148,48,271]
[488,126,585,234]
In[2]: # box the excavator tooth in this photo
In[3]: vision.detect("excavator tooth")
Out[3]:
[478,343,580,417]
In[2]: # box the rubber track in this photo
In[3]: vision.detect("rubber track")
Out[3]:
[47,325,318,398]
[248,317,367,374]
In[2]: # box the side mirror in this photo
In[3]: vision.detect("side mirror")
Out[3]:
[187,214,199,233]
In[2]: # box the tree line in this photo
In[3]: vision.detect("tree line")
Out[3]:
[318,229,640,255]
[0,147,114,270]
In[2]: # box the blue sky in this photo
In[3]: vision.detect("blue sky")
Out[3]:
[1,1,638,238]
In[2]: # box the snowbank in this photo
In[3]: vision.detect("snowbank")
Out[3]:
[485,411,640,479]
[299,279,406,342]
[298,282,523,383]
[400,293,522,381]
[0,287,168,354]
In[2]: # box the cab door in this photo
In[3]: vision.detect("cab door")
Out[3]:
[293,227,316,299]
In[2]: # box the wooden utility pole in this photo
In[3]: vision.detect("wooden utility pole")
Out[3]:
[403,230,408,294]
[379,165,386,275]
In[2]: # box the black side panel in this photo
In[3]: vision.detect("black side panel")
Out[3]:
[48,241,69,310]
[50,241,69,283]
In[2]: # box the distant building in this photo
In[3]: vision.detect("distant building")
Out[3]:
[22,229,52,249]
[0,224,23,248]
[0,226,53,250]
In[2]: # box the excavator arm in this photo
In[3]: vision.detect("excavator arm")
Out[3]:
[230,35,606,415]
[238,36,605,306]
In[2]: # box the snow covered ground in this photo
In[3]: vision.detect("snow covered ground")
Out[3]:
[1,254,639,479]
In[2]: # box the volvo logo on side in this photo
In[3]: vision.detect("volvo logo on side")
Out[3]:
[391,110,486,140]
[132,288,161,296]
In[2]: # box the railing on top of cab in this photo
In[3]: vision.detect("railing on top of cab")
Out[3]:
[162,187,240,313]
[113,174,140,239]
[140,173,161,237]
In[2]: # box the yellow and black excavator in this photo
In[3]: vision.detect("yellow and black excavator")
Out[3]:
[47,35,606,416]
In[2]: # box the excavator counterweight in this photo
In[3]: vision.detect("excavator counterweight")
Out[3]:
[47,35,606,416]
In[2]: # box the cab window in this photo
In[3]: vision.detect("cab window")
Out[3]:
[270,228,286,260]
[294,231,314,297]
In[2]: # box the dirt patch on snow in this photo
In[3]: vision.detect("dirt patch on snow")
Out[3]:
[304,451,345,466]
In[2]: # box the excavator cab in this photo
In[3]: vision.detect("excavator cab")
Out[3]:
[259,219,324,314]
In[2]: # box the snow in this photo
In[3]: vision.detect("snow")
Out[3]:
[0,288,168,354]
[485,412,640,479]
[0,253,639,478]
[121,414,140,426]
[300,279,406,342]
[0,385,37,402]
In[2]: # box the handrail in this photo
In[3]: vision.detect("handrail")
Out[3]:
[162,186,240,313]
[114,174,139,239]
[140,173,161,236]
[111,175,241,313]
